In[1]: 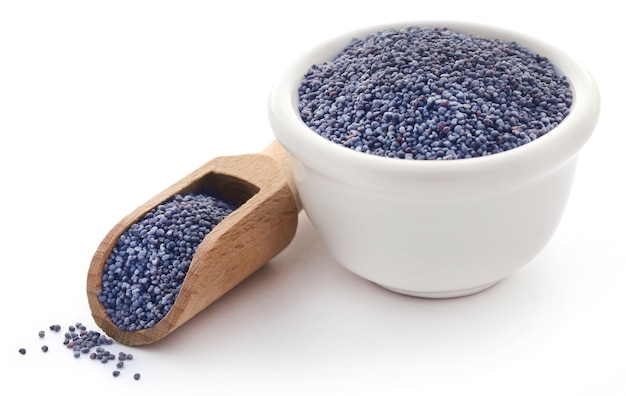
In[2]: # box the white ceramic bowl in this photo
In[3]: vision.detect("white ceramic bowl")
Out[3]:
[268,21,600,298]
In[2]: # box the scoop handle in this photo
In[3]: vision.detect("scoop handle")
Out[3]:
[261,140,301,211]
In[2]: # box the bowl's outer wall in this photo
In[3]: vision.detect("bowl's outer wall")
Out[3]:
[295,154,579,293]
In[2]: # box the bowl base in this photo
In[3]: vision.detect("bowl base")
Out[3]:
[378,280,500,299]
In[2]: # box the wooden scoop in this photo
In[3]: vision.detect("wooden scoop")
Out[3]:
[86,140,301,346]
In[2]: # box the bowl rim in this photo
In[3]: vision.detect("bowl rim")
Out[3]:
[268,20,601,182]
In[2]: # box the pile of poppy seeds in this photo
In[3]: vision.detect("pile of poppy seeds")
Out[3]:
[98,193,237,331]
[18,322,141,380]
[298,26,573,160]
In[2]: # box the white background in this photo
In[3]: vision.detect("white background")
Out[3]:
[1,1,623,394]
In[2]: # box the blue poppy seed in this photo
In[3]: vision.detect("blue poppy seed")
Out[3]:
[98,193,237,331]
[298,26,572,160]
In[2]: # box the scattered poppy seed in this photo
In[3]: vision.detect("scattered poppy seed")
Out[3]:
[134,373,141,380]
[20,321,142,381]
[38,331,45,338]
